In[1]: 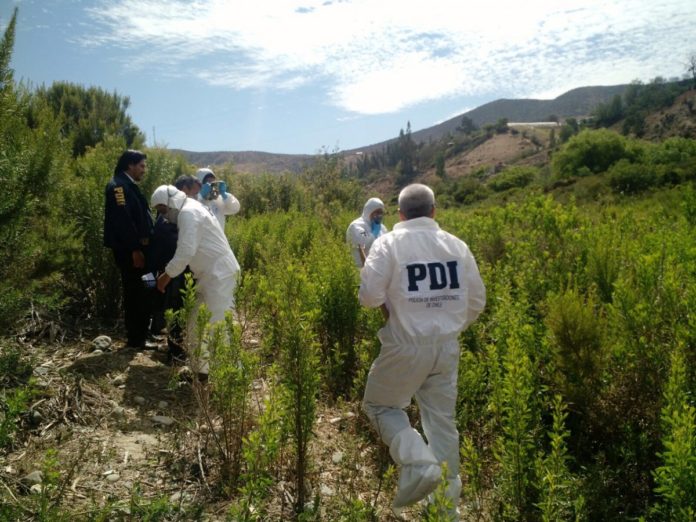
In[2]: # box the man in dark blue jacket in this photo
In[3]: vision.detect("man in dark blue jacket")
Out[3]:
[103,149,154,348]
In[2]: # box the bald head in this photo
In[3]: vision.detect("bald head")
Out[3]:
[398,184,435,220]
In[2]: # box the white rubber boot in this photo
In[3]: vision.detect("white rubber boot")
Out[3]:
[389,428,442,510]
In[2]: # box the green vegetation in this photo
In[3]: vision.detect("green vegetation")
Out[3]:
[1,7,695,520]
[593,77,691,136]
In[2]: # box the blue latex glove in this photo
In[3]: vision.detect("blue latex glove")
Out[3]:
[199,183,211,199]
[219,181,228,200]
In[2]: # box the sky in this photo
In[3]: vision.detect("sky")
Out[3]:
[2,0,695,154]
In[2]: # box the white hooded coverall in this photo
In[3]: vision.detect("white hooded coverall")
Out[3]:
[359,216,486,514]
[151,185,240,375]
[195,168,241,231]
[346,198,388,267]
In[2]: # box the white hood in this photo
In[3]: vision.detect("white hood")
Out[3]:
[151,185,187,211]
[196,168,215,184]
[362,197,385,222]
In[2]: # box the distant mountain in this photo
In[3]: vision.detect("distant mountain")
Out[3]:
[354,84,630,153]
[175,84,631,173]
[170,149,317,175]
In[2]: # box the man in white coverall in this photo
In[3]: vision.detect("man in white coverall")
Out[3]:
[346,197,388,267]
[359,184,486,517]
[150,185,241,379]
[195,168,241,230]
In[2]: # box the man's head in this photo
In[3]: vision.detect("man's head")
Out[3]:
[398,184,435,221]
[115,150,147,182]
[196,167,216,185]
[174,175,201,198]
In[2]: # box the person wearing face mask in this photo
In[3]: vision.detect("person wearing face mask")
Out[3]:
[150,185,241,381]
[346,197,388,268]
[150,174,203,362]
[195,167,240,231]
[103,150,154,349]
[146,201,184,361]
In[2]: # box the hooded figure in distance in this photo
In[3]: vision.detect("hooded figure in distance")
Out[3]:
[195,167,240,231]
[346,197,388,267]
[151,185,240,378]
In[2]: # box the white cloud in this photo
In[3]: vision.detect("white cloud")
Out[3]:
[85,0,696,114]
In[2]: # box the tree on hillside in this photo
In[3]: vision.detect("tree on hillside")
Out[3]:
[435,151,446,179]
[0,7,17,93]
[593,94,624,128]
[457,116,477,134]
[559,117,579,143]
[396,121,416,186]
[687,53,696,89]
[34,82,144,157]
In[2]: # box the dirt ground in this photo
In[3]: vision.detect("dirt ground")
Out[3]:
[0,325,451,521]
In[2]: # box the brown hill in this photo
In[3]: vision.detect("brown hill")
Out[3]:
[170,149,318,175]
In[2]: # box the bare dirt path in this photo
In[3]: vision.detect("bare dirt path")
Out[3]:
[1,331,434,520]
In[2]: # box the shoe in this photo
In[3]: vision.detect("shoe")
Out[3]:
[144,340,159,350]
[166,339,186,364]
[392,463,441,510]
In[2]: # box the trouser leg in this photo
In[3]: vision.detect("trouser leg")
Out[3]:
[150,289,166,335]
[120,264,149,347]
[415,339,462,518]
[187,276,236,375]
[164,274,184,353]
[362,329,442,509]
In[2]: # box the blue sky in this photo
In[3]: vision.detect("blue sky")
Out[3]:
[2,0,695,154]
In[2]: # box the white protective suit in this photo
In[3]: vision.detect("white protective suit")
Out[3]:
[359,216,486,516]
[151,185,241,375]
[346,198,388,267]
[195,168,241,231]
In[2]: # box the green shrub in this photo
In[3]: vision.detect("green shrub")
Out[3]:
[311,240,361,399]
[607,159,657,194]
[208,315,259,490]
[536,395,585,522]
[0,386,32,450]
[552,129,640,179]
[650,345,696,521]
[545,286,605,415]
[451,176,490,205]
[488,166,538,192]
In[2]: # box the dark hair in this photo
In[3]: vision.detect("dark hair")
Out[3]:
[398,183,435,220]
[174,175,199,191]
[114,149,147,176]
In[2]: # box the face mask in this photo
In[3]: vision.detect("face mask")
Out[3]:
[372,215,383,225]
[166,208,179,224]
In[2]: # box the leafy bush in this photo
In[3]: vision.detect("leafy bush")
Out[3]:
[450,176,490,205]
[545,286,605,417]
[488,166,538,192]
[607,159,657,194]
[552,129,640,179]
[536,395,585,522]
[650,346,696,521]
